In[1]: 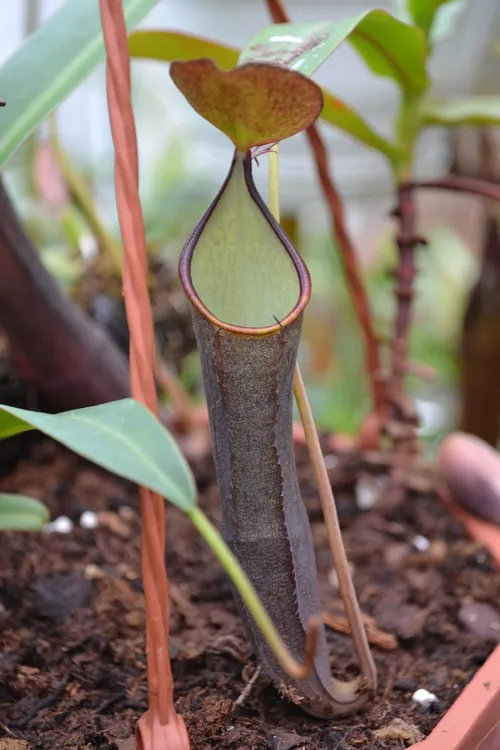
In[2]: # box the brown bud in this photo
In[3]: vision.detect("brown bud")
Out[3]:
[436,432,500,524]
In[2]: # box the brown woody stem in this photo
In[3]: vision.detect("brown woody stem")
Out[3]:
[386,184,426,452]
[391,185,419,396]
[271,142,376,693]
[388,174,500,440]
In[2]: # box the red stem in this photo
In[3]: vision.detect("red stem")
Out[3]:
[385,185,426,451]
[394,172,500,402]
[391,185,418,396]
[394,173,500,406]
[409,176,500,202]
[99,2,189,748]
[265,0,385,422]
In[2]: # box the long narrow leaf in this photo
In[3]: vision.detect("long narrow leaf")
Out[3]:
[0,493,49,531]
[0,0,157,169]
[129,29,400,160]
[408,0,457,37]
[241,13,428,93]
[320,92,399,160]
[129,29,239,69]
[421,96,500,127]
[0,400,196,511]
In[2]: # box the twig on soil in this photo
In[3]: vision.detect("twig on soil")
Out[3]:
[93,690,127,715]
[0,722,18,737]
[382,663,397,701]
[208,634,249,663]
[8,669,73,729]
[265,0,385,426]
[323,612,397,651]
[233,666,262,709]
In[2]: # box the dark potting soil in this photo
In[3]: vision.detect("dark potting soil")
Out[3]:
[0,439,499,750]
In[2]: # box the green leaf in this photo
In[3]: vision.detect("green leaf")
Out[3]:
[320,92,400,161]
[0,493,49,531]
[170,59,323,152]
[421,96,500,127]
[0,412,31,441]
[129,29,239,69]
[240,13,429,93]
[0,400,196,511]
[129,28,399,160]
[408,0,457,37]
[0,0,157,169]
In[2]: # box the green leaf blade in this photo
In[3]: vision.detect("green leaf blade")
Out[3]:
[241,13,429,93]
[408,0,457,37]
[0,0,157,169]
[0,400,196,511]
[320,92,401,161]
[129,30,239,69]
[421,96,500,127]
[0,493,49,531]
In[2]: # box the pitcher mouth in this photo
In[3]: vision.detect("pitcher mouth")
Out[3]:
[179,150,311,336]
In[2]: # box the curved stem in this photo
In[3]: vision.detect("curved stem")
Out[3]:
[269,137,376,692]
[293,367,377,691]
[265,0,384,422]
[409,176,500,203]
[188,506,318,679]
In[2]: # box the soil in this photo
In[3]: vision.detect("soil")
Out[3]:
[1,439,499,750]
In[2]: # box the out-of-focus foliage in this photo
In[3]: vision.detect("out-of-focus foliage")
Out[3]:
[298,225,476,442]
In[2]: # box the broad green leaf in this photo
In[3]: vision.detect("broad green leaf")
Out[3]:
[240,13,429,93]
[0,493,49,531]
[421,96,500,127]
[408,0,457,37]
[0,400,196,511]
[129,29,399,160]
[170,59,323,152]
[0,0,157,169]
[129,29,239,69]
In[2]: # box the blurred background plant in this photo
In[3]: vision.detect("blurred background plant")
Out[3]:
[1,0,498,452]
